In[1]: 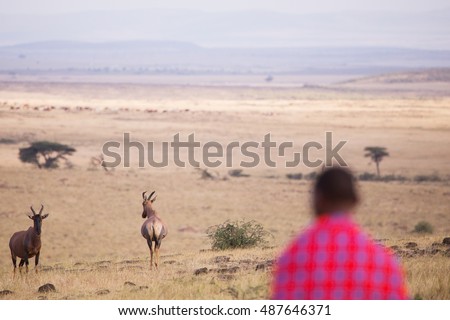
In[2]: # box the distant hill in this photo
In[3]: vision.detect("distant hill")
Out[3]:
[345,68,450,84]
[1,41,450,75]
[7,40,200,51]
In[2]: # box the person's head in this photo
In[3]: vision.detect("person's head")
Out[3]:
[313,167,359,216]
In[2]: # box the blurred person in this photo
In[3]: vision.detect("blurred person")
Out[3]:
[272,167,408,299]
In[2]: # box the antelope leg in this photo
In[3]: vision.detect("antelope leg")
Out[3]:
[147,239,154,270]
[19,259,25,274]
[11,254,17,278]
[35,252,40,273]
[155,240,162,270]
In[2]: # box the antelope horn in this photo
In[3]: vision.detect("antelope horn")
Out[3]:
[147,191,156,200]
[30,206,37,216]
[39,204,44,215]
[142,191,147,200]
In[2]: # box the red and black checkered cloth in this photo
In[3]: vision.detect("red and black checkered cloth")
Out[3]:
[272,213,408,299]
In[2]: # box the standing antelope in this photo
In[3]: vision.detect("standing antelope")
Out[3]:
[141,191,167,269]
[9,205,49,275]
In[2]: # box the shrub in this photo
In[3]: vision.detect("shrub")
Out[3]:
[304,172,318,181]
[0,138,16,144]
[228,169,250,178]
[358,172,378,181]
[379,174,408,182]
[414,221,434,234]
[413,174,441,183]
[358,172,408,182]
[207,220,271,250]
[286,173,303,180]
[195,168,220,180]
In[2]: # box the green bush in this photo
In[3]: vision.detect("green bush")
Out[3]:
[207,220,271,250]
[414,221,434,234]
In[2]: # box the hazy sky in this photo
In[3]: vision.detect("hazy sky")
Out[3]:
[1,0,448,14]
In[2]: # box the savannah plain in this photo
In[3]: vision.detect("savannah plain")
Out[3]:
[0,76,449,300]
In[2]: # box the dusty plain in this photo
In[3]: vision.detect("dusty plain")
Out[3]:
[0,77,449,299]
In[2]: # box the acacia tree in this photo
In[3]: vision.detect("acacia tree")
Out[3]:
[364,146,389,177]
[19,141,76,169]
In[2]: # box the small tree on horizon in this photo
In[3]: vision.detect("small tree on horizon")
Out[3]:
[19,141,76,169]
[364,146,389,177]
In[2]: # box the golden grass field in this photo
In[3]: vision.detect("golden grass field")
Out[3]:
[0,79,449,299]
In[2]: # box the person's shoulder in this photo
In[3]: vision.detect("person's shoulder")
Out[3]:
[355,230,402,266]
[278,225,316,259]
[374,241,401,265]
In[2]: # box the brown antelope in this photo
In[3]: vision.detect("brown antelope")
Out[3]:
[141,191,167,269]
[9,205,49,275]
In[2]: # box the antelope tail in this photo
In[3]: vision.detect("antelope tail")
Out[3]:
[151,224,156,241]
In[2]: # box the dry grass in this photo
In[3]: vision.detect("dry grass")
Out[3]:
[0,249,274,300]
[0,81,449,300]
[403,256,450,300]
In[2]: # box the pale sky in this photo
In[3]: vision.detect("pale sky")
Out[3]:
[1,0,448,14]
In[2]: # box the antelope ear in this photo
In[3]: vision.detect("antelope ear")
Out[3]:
[147,191,156,201]
[41,214,49,219]
[27,215,33,220]
[150,195,157,203]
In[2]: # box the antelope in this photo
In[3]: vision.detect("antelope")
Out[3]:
[9,205,49,275]
[141,191,168,269]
